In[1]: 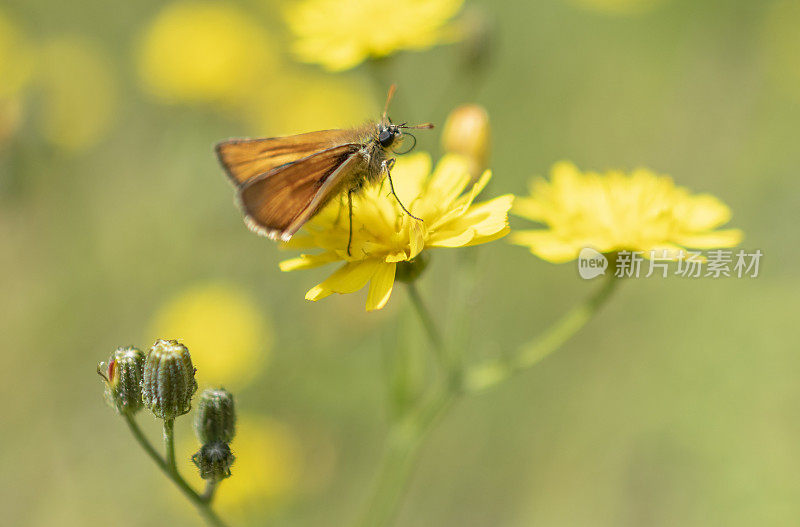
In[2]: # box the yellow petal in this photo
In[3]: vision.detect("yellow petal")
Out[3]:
[509,230,582,263]
[676,194,732,231]
[366,263,396,311]
[279,252,339,271]
[304,259,381,303]
[672,229,743,249]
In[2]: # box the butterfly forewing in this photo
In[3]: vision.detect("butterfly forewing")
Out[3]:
[239,144,363,241]
[216,129,356,185]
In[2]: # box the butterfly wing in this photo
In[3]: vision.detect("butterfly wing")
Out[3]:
[216,129,357,185]
[238,144,364,241]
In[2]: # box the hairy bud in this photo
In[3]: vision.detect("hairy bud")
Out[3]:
[142,339,197,419]
[441,104,491,178]
[192,442,235,481]
[98,346,145,415]
[194,388,236,444]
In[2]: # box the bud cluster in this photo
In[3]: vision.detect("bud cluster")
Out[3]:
[191,388,237,481]
[98,338,237,483]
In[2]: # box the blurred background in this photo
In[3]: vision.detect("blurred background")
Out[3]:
[1,0,798,525]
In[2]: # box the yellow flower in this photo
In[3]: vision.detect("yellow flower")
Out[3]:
[511,161,742,263]
[285,0,464,71]
[178,416,302,519]
[37,36,118,151]
[136,1,277,105]
[280,153,513,311]
[148,283,271,388]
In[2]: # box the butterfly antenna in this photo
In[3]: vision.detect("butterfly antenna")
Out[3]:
[401,122,435,130]
[383,84,397,120]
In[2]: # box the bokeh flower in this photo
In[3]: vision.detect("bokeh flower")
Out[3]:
[148,283,271,388]
[37,36,118,151]
[280,153,513,310]
[285,0,464,71]
[136,1,277,105]
[511,161,742,263]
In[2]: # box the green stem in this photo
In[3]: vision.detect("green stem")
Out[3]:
[465,274,620,393]
[406,282,446,372]
[356,285,454,527]
[123,415,229,527]
[164,418,177,473]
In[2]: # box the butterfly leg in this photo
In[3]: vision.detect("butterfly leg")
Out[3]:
[383,158,423,222]
[347,188,355,257]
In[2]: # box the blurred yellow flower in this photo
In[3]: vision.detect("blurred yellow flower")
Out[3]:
[136,1,277,105]
[567,0,665,15]
[280,153,513,311]
[37,36,118,151]
[148,283,271,388]
[180,416,302,518]
[0,10,34,101]
[285,0,464,71]
[511,161,742,263]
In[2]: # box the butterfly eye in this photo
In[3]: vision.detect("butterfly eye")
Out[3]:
[378,129,394,147]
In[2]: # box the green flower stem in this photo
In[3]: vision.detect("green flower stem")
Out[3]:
[406,282,447,375]
[122,414,229,527]
[164,418,177,473]
[358,274,619,527]
[464,273,620,393]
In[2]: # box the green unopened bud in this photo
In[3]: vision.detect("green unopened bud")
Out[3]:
[142,339,197,419]
[194,388,236,444]
[192,442,235,481]
[97,346,145,415]
[396,252,430,283]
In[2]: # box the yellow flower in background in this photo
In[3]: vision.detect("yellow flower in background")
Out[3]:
[567,0,665,15]
[280,153,513,311]
[179,416,302,518]
[0,10,34,101]
[285,0,464,71]
[37,36,118,151]
[511,161,742,263]
[243,71,376,136]
[136,1,277,105]
[149,283,271,388]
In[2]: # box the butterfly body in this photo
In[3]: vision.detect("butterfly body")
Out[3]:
[215,86,432,251]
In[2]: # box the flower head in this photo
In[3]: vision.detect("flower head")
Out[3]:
[285,0,464,71]
[511,161,742,263]
[136,1,276,105]
[280,153,513,310]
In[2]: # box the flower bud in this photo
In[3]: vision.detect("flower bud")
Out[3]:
[142,339,197,419]
[441,104,490,178]
[194,388,236,444]
[98,346,145,415]
[395,253,430,284]
[192,442,235,481]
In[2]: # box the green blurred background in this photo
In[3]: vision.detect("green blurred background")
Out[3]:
[2,0,798,525]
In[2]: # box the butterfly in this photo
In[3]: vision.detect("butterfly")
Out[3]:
[215,85,433,255]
